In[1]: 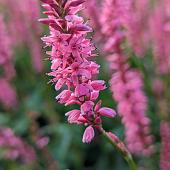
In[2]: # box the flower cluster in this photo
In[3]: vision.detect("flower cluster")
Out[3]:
[81,0,101,41]
[0,0,43,72]
[100,0,154,156]
[0,15,18,109]
[125,0,150,57]
[0,125,36,164]
[160,121,170,170]
[39,0,116,143]
[149,0,170,74]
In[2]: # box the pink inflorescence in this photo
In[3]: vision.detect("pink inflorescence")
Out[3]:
[39,0,116,143]
[0,14,15,80]
[0,0,44,73]
[0,125,37,164]
[160,121,170,170]
[125,0,150,57]
[81,0,101,41]
[100,0,154,156]
[149,0,170,74]
[0,14,18,109]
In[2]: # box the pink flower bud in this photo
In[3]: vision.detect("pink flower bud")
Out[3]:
[43,11,56,16]
[50,4,62,16]
[82,126,95,143]
[94,117,101,125]
[107,132,120,143]
[90,90,99,101]
[90,80,107,91]
[94,100,101,112]
[74,24,91,31]
[40,0,54,4]
[38,18,55,25]
[98,107,116,118]
[69,0,86,7]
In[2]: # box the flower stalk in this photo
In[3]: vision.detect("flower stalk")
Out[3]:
[95,125,137,170]
[39,0,137,169]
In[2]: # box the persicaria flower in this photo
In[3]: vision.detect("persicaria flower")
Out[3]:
[39,0,116,143]
[100,0,154,156]
[160,121,170,170]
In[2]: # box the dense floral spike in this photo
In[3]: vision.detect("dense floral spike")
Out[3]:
[39,0,116,142]
[160,121,170,170]
[0,125,37,163]
[0,14,15,80]
[0,15,18,109]
[149,0,170,74]
[125,0,150,57]
[100,0,154,156]
[0,79,18,109]
[81,0,101,41]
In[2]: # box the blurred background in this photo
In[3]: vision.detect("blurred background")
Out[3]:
[0,0,170,170]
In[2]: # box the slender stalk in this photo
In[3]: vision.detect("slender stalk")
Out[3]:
[95,125,137,170]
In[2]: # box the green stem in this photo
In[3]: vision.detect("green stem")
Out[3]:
[95,126,137,170]
[125,154,137,170]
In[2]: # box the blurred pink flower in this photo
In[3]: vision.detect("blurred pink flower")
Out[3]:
[160,121,170,170]
[81,0,101,41]
[149,0,170,74]
[0,78,18,109]
[0,125,37,164]
[0,14,15,80]
[0,15,18,109]
[0,0,44,72]
[125,0,150,57]
[100,0,154,156]
[36,136,50,148]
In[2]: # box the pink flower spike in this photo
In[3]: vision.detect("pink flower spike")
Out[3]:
[94,100,101,112]
[98,107,116,118]
[82,126,95,143]
[107,132,120,143]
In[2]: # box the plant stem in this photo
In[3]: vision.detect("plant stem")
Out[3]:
[95,125,137,170]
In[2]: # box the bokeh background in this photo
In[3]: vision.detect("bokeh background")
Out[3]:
[0,0,170,169]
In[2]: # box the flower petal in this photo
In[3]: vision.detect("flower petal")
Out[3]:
[98,107,116,118]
